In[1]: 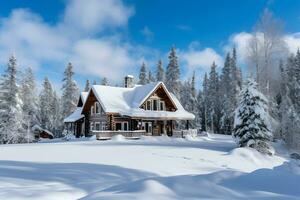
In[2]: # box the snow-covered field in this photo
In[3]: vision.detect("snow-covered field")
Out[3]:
[0,134,299,200]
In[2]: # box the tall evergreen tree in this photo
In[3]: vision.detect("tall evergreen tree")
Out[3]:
[166,46,181,98]
[148,70,155,83]
[202,73,209,131]
[156,60,165,82]
[20,67,39,127]
[101,77,108,86]
[61,62,79,119]
[84,80,90,92]
[220,53,232,134]
[233,78,273,155]
[138,62,148,85]
[207,62,221,133]
[0,55,27,144]
[39,77,54,131]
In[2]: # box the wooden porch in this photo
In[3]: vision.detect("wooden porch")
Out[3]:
[93,129,197,140]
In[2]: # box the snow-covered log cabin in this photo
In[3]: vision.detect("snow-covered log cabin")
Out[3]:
[64,75,195,139]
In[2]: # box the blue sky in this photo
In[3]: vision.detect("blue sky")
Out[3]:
[0,0,300,90]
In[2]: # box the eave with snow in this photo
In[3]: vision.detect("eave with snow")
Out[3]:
[64,75,195,138]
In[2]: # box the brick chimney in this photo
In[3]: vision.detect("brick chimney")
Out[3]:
[124,75,134,88]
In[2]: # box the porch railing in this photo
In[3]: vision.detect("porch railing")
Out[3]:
[172,129,197,138]
[93,130,147,139]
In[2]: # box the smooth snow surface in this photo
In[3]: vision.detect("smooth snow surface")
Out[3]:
[0,134,299,200]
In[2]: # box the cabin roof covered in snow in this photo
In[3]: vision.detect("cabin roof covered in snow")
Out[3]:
[83,82,194,120]
[64,107,84,123]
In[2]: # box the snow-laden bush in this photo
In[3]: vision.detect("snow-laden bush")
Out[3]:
[233,78,273,155]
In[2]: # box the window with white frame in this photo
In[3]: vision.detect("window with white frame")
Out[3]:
[160,101,165,111]
[101,122,107,130]
[91,105,94,114]
[153,99,158,110]
[95,102,100,114]
[94,122,101,131]
[146,100,151,110]
[90,122,94,131]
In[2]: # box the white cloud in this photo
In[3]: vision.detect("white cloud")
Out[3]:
[0,0,140,81]
[0,9,69,69]
[141,26,154,42]
[71,39,134,80]
[63,0,134,34]
[284,33,300,54]
[224,32,252,63]
[181,46,223,71]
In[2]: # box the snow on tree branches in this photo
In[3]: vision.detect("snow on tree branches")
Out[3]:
[233,78,273,155]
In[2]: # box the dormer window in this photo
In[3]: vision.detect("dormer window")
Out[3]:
[153,100,158,111]
[160,101,165,111]
[95,102,100,114]
[91,105,95,114]
[146,100,151,110]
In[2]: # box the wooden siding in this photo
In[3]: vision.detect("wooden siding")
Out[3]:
[140,84,177,111]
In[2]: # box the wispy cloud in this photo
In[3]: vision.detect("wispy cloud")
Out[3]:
[141,26,154,42]
[176,24,191,31]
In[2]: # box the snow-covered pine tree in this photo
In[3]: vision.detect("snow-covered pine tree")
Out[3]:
[50,91,62,137]
[156,60,165,82]
[84,80,90,92]
[39,77,54,131]
[61,62,79,119]
[138,62,148,85]
[279,53,300,149]
[220,53,232,134]
[166,46,181,98]
[196,89,205,131]
[20,67,39,128]
[202,73,209,131]
[207,62,221,133]
[0,55,27,144]
[101,77,108,86]
[233,78,273,155]
[148,70,155,83]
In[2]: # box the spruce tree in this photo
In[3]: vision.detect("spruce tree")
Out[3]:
[39,77,54,131]
[233,78,273,154]
[207,62,221,133]
[138,62,148,85]
[101,77,108,86]
[61,62,79,119]
[156,60,165,82]
[148,70,155,83]
[202,73,209,131]
[166,46,181,98]
[20,67,39,127]
[84,80,90,92]
[0,55,27,144]
[220,53,234,134]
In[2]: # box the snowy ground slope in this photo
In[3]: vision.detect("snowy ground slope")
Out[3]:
[0,134,299,200]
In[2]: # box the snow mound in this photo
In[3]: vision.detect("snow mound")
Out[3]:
[184,134,198,141]
[89,135,96,141]
[229,147,275,166]
[111,134,126,141]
